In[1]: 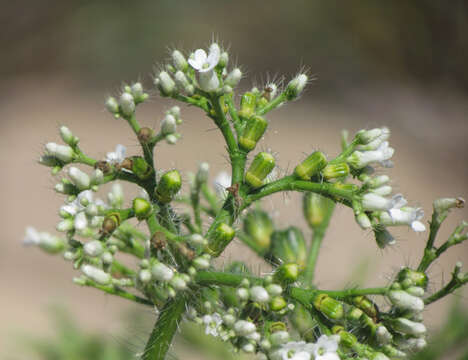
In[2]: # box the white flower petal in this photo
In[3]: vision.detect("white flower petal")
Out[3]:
[411,221,426,232]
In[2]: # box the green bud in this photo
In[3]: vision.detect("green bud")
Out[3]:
[270,296,287,311]
[102,213,121,235]
[313,294,344,320]
[207,223,235,256]
[155,170,182,203]
[347,307,364,323]
[270,227,307,267]
[352,296,378,319]
[245,152,275,188]
[131,157,152,180]
[290,303,318,341]
[274,263,300,284]
[374,227,395,248]
[132,197,152,220]
[322,162,350,180]
[294,151,327,180]
[243,209,274,251]
[397,267,428,289]
[238,92,257,120]
[285,74,308,100]
[332,327,357,348]
[303,192,335,230]
[239,115,268,152]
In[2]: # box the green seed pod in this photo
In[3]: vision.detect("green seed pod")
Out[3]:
[303,192,335,230]
[270,296,287,311]
[332,326,357,348]
[294,151,327,180]
[155,170,182,203]
[347,306,364,324]
[238,92,257,120]
[313,294,344,320]
[132,197,152,220]
[102,212,121,235]
[397,267,428,289]
[290,303,318,341]
[352,296,378,319]
[243,209,274,252]
[245,152,275,188]
[274,263,300,284]
[131,156,152,180]
[322,162,350,180]
[207,223,235,256]
[239,115,268,152]
[270,227,307,267]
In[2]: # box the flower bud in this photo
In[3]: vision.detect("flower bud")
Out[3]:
[90,169,104,186]
[193,256,210,269]
[170,274,187,291]
[239,115,268,152]
[388,290,424,312]
[174,71,190,90]
[245,152,275,188]
[151,262,174,282]
[406,286,425,297]
[225,68,242,87]
[218,52,229,67]
[155,170,182,203]
[131,157,152,180]
[196,162,210,185]
[373,227,395,248]
[138,269,152,283]
[238,92,257,119]
[133,197,152,220]
[172,50,188,72]
[242,209,274,252]
[274,263,300,284]
[352,296,378,319]
[156,71,176,96]
[234,320,256,336]
[81,265,111,285]
[250,286,270,303]
[130,82,148,103]
[105,96,119,114]
[83,240,104,257]
[270,227,307,267]
[207,223,235,256]
[161,114,177,135]
[390,318,426,336]
[102,213,120,235]
[266,284,283,296]
[313,294,344,320]
[397,268,428,289]
[322,162,349,180]
[270,296,287,311]
[236,287,249,301]
[119,92,135,117]
[303,192,335,230]
[188,233,207,246]
[198,70,219,92]
[294,151,327,180]
[270,331,290,346]
[68,167,90,190]
[165,134,179,144]
[375,325,392,345]
[433,197,465,214]
[59,126,78,146]
[285,74,308,100]
[45,143,74,163]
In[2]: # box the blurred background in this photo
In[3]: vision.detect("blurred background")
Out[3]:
[1,0,467,359]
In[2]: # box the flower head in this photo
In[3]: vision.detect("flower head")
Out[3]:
[188,44,220,73]
[106,144,126,165]
[313,335,340,360]
[202,312,223,337]
[379,207,426,232]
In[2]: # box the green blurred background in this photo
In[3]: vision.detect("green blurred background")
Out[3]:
[1,1,468,359]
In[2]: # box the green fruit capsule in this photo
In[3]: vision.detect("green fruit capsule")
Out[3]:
[303,192,335,230]
[274,263,300,284]
[313,294,344,320]
[131,156,152,180]
[294,151,327,180]
[245,152,275,188]
[397,268,428,289]
[239,115,268,152]
[239,92,257,120]
[243,209,274,252]
[207,223,235,256]
[155,170,182,203]
[132,197,152,220]
[270,227,307,267]
[322,162,350,180]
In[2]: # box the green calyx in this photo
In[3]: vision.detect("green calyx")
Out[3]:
[155,170,182,204]
[294,151,327,180]
[397,268,428,289]
[238,92,257,120]
[323,162,350,180]
[313,293,344,320]
[270,227,307,267]
[239,115,268,152]
[243,209,274,251]
[133,197,153,220]
[207,223,235,257]
[245,152,275,188]
[303,192,335,230]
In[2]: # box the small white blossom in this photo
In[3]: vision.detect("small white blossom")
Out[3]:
[151,262,174,282]
[214,171,231,199]
[203,313,223,337]
[271,341,315,360]
[188,44,220,73]
[362,193,406,212]
[313,335,340,360]
[119,92,135,116]
[106,144,126,165]
[378,207,425,232]
[83,240,104,257]
[233,320,256,336]
[74,211,88,231]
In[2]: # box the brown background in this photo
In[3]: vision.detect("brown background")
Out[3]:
[1,1,467,358]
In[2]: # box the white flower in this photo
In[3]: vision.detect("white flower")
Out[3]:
[24,226,40,245]
[106,144,126,165]
[188,44,220,73]
[313,335,340,360]
[202,312,223,337]
[214,171,231,199]
[272,341,315,360]
[362,193,406,212]
[348,141,394,169]
[379,207,426,232]
[61,190,94,216]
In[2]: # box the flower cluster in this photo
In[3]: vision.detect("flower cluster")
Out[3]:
[24,41,468,360]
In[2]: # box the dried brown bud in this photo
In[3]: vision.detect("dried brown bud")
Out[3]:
[138,127,155,143]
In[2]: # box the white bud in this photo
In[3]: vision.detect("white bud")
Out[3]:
[371,185,392,196]
[74,212,88,230]
[189,233,207,246]
[250,286,269,303]
[392,318,426,336]
[165,134,178,145]
[157,71,176,96]
[219,52,229,67]
[196,162,210,184]
[174,71,190,90]
[139,269,152,283]
[119,92,135,117]
[372,353,390,360]
[101,252,113,265]
[91,169,104,185]
[170,275,187,291]
[68,167,90,190]
[375,325,392,345]
[242,343,255,353]
[105,96,119,114]
[222,314,236,326]
[55,183,65,193]
[225,68,242,87]
[193,256,210,269]
[168,106,181,120]
[161,114,177,135]
[45,142,74,163]
[287,74,308,98]
[266,284,283,296]
[63,251,75,261]
[356,212,372,229]
[237,287,249,301]
[151,262,174,282]
[388,290,424,312]
[234,320,256,336]
[81,265,111,285]
[270,331,289,346]
[131,82,144,100]
[434,197,465,213]
[365,175,390,188]
[57,218,74,232]
[83,240,104,257]
[199,70,220,92]
[172,50,188,71]
[406,286,425,297]
[59,126,77,145]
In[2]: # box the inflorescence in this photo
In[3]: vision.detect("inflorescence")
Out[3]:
[26,41,468,360]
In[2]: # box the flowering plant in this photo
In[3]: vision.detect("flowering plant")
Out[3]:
[26,42,468,360]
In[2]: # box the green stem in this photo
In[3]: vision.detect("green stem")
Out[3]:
[210,95,238,154]
[225,95,242,136]
[79,280,153,306]
[303,229,326,284]
[195,270,263,287]
[424,266,468,305]
[256,93,287,116]
[418,211,445,271]
[142,296,186,360]
[289,286,389,303]
[201,183,220,213]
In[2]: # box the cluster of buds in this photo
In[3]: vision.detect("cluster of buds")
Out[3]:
[105,82,149,119]
[160,106,182,144]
